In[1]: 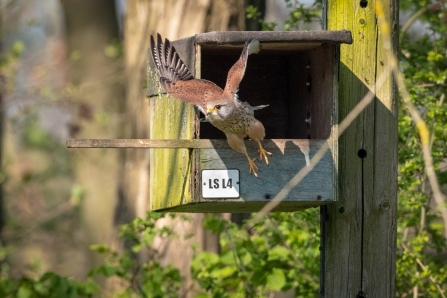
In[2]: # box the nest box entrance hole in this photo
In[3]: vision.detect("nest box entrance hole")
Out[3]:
[198,43,335,141]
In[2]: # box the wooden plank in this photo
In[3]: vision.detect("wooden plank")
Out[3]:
[156,201,329,213]
[195,30,353,45]
[323,1,397,298]
[67,139,226,148]
[198,139,335,203]
[309,46,336,140]
[67,138,320,149]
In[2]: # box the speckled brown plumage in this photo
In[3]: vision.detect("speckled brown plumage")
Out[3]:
[150,33,271,177]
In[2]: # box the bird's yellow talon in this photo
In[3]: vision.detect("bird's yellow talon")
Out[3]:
[247,156,259,177]
[258,146,272,165]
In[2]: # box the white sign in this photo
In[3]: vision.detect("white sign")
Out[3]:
[202,169,240,199]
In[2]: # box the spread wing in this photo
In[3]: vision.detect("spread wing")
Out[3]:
[223,39,261,101]
[150,33,223,113]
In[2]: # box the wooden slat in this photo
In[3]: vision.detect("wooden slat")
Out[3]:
[198,139,335,203]
[67,138,324,149]
[195,30,353,45]
[157,201,329,213]
[67,139,222,148]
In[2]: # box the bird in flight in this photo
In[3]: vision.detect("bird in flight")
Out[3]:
[150,33,271,177]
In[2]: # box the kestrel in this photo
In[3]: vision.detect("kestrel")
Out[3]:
[150,33,271,177]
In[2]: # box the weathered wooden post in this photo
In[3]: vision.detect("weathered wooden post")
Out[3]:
[321,0,398,297]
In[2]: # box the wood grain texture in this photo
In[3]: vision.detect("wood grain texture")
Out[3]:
[149,94,196,211]
[364,1,398,296]
[323,1,398,297]
[198,139,335,203]
[67,139,319,149]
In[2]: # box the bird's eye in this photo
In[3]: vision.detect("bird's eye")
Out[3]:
[215,105,221,110]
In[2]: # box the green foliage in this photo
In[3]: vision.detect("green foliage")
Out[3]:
[396,0,447,296]
[246,5,277,31]
[192,211,320,297]
[246,0,322,31]
[0,272,99,298]
[88,212,184,297]
[0,244,98,298]
[105,39,124,58]
[0,41,25,67]
[283,0,322,31]
[14,114,74,182]
[0,212,183,297]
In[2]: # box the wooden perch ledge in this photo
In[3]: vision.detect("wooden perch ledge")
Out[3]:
[66,139,325,150]
[67,139,220,149]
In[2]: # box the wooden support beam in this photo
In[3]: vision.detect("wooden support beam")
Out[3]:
[322,1,398,297]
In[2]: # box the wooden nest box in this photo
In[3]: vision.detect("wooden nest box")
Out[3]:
[147,30,352,212]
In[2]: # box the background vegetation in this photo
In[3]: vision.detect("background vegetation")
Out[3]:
[0,0,446,297]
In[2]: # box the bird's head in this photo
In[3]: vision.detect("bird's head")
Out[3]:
[206,98,234,121]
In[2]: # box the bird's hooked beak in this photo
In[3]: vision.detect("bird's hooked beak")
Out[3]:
[206,107,215,116]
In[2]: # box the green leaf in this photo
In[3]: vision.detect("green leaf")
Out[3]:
[203,215,225,233]
[220,251,236,265]
[17,286,33,298]
[210,266,237,279]
[92,265,116,277]
[265,268,286,291]
[194,293,212,298]
[89,244,110,253]
[268,246,290,261]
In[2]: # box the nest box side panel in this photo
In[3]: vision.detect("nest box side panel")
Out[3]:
[309,45,339,202]
[147,37,197,211]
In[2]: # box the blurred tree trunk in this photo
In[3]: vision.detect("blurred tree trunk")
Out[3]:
[63,0,125,269]
[122,0,245,295]
[0,61,3,237]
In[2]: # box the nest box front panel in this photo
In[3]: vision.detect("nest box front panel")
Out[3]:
[195,41,338,207]
[198,139,334,202]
